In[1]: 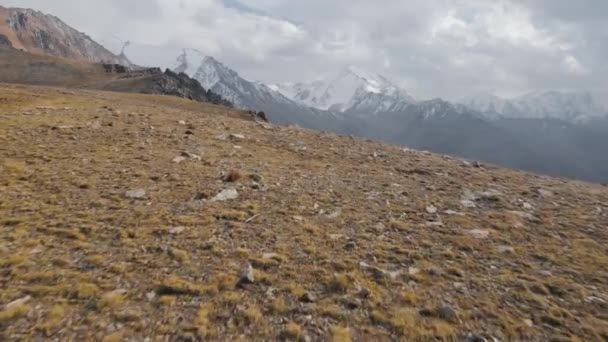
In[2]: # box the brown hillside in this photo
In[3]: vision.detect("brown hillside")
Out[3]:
[1,84,607,341]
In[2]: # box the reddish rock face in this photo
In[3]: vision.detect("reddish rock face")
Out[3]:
[0,5,130,65]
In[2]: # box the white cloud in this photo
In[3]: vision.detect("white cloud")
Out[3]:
[0,0,605,100]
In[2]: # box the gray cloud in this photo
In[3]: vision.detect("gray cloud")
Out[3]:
[1,0,606,102]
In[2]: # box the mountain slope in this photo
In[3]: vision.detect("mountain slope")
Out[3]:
[0,45,232,107]
[1,83,608,341]
[0,6,130,65]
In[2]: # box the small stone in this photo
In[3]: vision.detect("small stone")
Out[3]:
[523,319,534,327]
[426,205,438,214]
[465,334,487,342]
[461,200,477,208]
[467,229,490,239]
[238,264,255,286]
[358,287,371,298]
[344,241,357,251]
[262,253,280,260]
[522,202,533,210]
[497,245,515,254]
[146,291,156,301]
[436,304,459,323]
[324,208,342,219]
[408,267,420,276]
[172,156,187,164]
[5,296,31,309]
[537,189,554,198]
[329,234,344,240]
[181,151,202,161]
[299,292,317,303]
[125,189,146,200]
[210,188,239,202]
[178,120,186,125]
[168,226,186,235]
[539,270,553,277]
[229,133,245,140]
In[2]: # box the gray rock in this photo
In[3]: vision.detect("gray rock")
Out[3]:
[537,188,554,198]
[467,229,490,239]
[125,189,146,200]
[426,205,438,214]
[229,133,245,140]
[172,156,187,164]
[497,245,515,254]
[238,263,255,286]
[210,188,239,202]
[299,292,317,303]
[437,304,459,323]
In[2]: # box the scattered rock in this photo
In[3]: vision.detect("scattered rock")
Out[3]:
[522,202,533,210]
[238,263,255,286]
[497,245,515,254]
[223,170,243,183]
[5,296,31,310]
[168,226,187,235]
[210,188,239,202]
[125,189,146,200]
[536,188,554,198]
[262,253,281,260]
[461,200,477,208]
[465,334,488,342]
[539,270,553,277]
[299,292,317,303]
[181,151,202,161]
[466,229,490,239]
[178,120,186,125]
[172,156,187,164]
[426,205,438,214]
[229,133,245,140]
[344,241,357,251]
[408,267,420,276]
[322,208,342,220]
[436,304,459,323]
[146,291,156,301]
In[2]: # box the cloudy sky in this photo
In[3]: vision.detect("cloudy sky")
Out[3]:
[2,0,607,101]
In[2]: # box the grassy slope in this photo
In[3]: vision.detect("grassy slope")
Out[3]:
[1,84,607,341]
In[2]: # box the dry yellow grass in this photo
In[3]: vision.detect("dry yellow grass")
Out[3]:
[1,83,608,340]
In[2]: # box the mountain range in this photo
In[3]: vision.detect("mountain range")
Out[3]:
[1,5,608,183]
[175,50,608,183]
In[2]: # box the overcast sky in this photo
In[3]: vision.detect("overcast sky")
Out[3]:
[2,0,607,101]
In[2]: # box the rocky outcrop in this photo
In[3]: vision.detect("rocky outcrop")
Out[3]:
[147,69,233,107]
[0,33,12,47]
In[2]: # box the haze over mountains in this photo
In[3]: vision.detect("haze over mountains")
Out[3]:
[175,48,608,183]
[1,5,608,183]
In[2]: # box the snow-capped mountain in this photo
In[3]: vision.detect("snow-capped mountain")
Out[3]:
[271,66,416,114]
[173,50,344,129]
[462,91,608,123]
[171,52,608,183]
[175,51,293,109]
[0,6,131,65]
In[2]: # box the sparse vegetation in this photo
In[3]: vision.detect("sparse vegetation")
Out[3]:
[1,84,607,340]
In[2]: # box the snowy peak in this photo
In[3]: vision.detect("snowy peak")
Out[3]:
[273,66,416,113]
[463,91,607,122]
[173,52,298,110]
